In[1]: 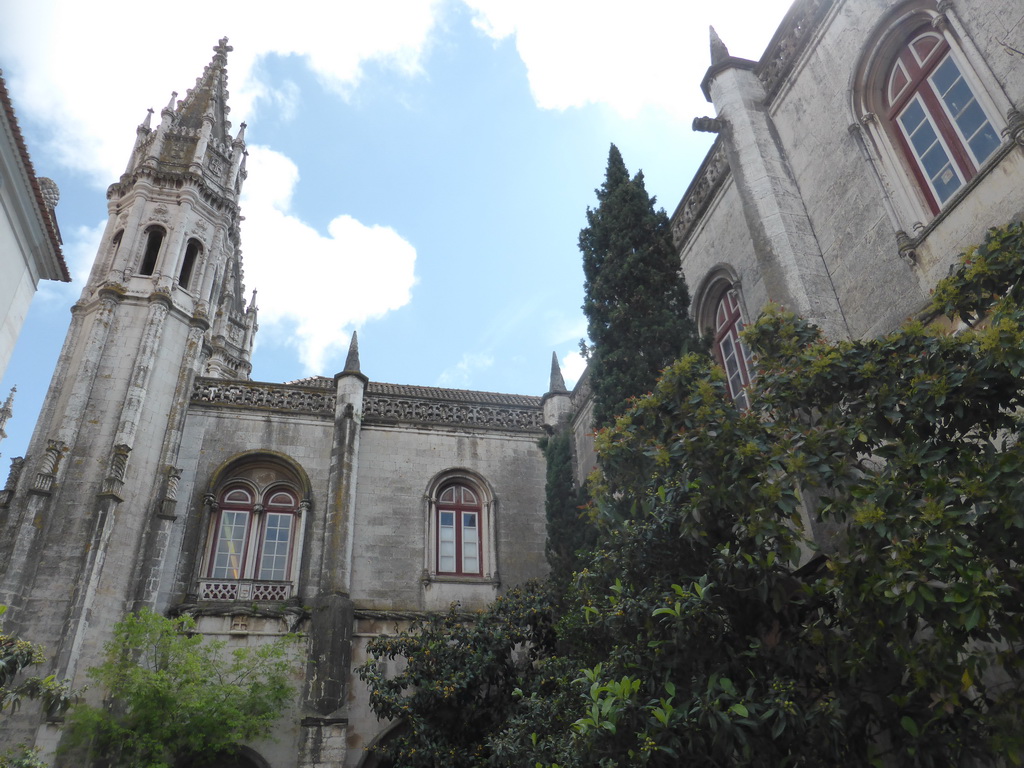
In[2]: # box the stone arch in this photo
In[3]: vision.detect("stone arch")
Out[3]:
[354,719,410,768]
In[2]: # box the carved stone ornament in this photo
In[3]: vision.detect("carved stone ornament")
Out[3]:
[0,457,25,507]
[100,444,132,499]
[1004,108,1024,147]
[756,0,828,98]
[151,203,171,223]
[32,439,67,494]
[670,140,730,248]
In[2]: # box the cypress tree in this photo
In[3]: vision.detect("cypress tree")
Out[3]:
[580,144,702,427]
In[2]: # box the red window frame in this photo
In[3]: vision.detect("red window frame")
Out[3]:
[436,483,482,576]
[885,30,1000,213]
[713,288,753,410]
[208,485,298,582]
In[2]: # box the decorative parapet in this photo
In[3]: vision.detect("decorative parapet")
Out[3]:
[363,382,544,433]
[755,0,833,102]
[191,378,335,415]
[670,138,730,250]
[191,377,544,432]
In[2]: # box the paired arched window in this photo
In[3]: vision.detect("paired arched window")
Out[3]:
[713,288,754,410]
[199,457,308,603]
[208,485,298,583]
[884,29,1000,212]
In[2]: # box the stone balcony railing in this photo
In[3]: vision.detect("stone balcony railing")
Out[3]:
[197,578,292,602]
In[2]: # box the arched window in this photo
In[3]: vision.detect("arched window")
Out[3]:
[139,226,165,276]
[199,457,309,603]
[436,483,482,576]
[713,288,754,410]
[110,229,123,256]
[179,239,201,289]
[884,29,1000,212]
[424,472,496,583]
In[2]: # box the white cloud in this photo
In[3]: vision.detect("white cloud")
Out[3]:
[437,352,495,388]
[462,0,794,120]
[0,1,443,185]
[241,146,417,374]
[560,350,586,389]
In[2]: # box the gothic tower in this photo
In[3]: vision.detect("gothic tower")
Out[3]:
[0,39,254,744]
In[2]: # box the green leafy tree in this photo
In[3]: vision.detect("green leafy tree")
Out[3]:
[0,606,75,768]
[65,609,295,768]
[580,144,702,427]
[357,582,560,768]
[361,222,1024,768]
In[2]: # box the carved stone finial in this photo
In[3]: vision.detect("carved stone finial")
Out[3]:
[0,387,13,442]
[235,122,247,145]
[343,331,361,375]
[141,108,154,131]
[213,37,233,65]
[37,178,59,210]
[710,26,730,65]
[548,352,568,394]
[163,91,178,117]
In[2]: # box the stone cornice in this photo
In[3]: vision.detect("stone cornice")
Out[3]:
[190,376,544,432]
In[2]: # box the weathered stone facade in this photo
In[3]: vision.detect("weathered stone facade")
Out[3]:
[0,1,1021,764]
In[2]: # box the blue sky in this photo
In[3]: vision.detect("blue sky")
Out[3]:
[0,0,792,458]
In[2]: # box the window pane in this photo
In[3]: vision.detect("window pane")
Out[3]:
[930,55,959,95]
[212,510,248,579]
[967,122,1000,165]
[462,512,479,573]
[439,512,456,572]
[258,513,293,581]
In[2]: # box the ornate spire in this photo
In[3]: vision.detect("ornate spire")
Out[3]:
[710,26,730,65]
[548,352,568,394]
[343,332,362,375]
[175,38,233,140]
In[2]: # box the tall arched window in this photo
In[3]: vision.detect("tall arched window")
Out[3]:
[713,288,754,410]
[424,472,496,583]
[199,457,308,602]
[436,483,482,576]
[885,29,1000,212]
[139,226,165,276]
[179,239,201,289]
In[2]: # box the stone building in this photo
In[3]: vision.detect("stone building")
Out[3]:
[0,73,69,380]
[0,40,552,767]
[678,0,1023,402]
[0,0,1021,765]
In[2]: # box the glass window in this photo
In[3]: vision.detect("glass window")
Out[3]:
[714,288,754,409]
[208,485,298,583]
[436,483,482,576]
[885,31,1000,213]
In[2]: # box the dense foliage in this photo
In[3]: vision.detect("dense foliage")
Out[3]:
[579,144,702,427]
[66,609,295,768]
[0,606,75,768]
[540,431,593,585]
[361,221,1024,767]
